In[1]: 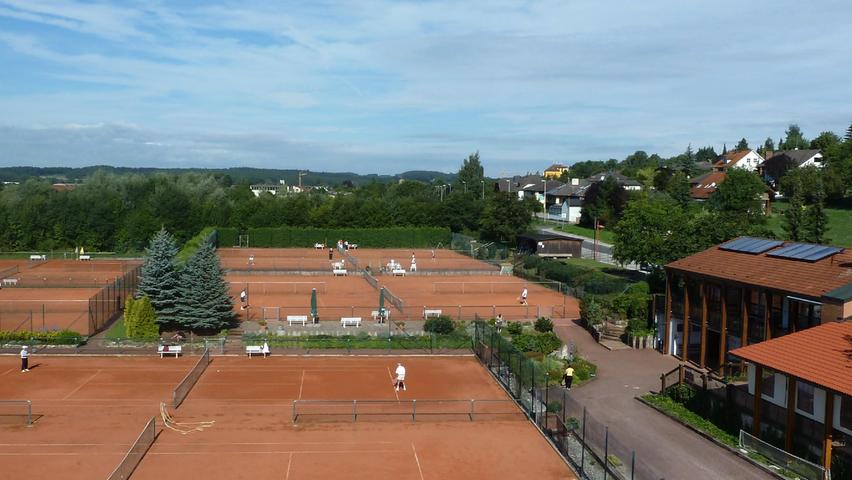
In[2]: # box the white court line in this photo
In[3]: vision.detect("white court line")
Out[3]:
[62,369,101,400]
[298,369,305,400]
[150,449,405,456]
[284,451,293,480]
[412,443,425,480]
[0,367,14,376]
[386,367,399,401]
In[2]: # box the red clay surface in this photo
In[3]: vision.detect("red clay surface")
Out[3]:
[376,275,578,320]
[226,274,388,321]
[350,248,500,272]
[219,248,336,272]
[132,356,574,480]
[0,356,198,480]
[0,287,99,332]
[26,259,139,274]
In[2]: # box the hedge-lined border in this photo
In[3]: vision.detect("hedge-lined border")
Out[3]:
[217,227,450,248]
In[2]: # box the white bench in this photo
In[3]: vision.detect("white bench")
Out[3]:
[372,310,390,322]
[287,315,308,326]
[423,309,443,319]
[158,345,182,357]
[340,317,362,327]
[331,261,345,269]
[333,269,348,276]
[392,268,406,276]
[314,243,325,249]
[2,278,18,286]
[29,254,46,261]
[347,244,358,250]
[246,345,269,357]
[79,255,91,261]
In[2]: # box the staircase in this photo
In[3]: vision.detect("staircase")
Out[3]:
[600,321,626,342]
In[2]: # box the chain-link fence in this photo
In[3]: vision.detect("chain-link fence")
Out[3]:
[472,321,665,480]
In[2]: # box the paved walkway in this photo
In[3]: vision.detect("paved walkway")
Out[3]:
[553,319,773,480]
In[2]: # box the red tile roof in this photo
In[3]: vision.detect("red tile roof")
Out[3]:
[729,321,852,396]
[713,150,751,168]
[689,171,726,199]
[666,240,852,299]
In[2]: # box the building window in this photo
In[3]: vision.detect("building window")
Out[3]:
[841,395,852,431]
[797,382,815,415]
[761,369,775,399]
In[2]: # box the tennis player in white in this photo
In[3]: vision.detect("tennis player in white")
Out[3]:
[394,363,406,391]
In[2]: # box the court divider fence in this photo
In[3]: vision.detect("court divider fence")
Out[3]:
[172,348,210,408]
[106,416,156,480]
[88,264,141,335]
[472,321,664,480]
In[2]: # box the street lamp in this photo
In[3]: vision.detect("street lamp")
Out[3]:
[461,180,467,194]
[481,180,485,200]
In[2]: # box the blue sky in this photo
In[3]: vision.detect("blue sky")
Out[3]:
[0,1,850,176]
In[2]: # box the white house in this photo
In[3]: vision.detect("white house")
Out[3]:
[713,150,765,172]
[249,184,282,197]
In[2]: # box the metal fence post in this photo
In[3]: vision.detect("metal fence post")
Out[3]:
[353,400,357,421]
[604,426,609,480]
[413,399,417,421]
[631,450,635,480]
[581,407,586,476]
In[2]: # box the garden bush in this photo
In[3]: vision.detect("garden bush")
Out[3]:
[534,316,554,333]
[512,332,562,354]
[424,315,454,334]
[0,330,83,344]
[218,227,450,248]
[579,296,606,326]
[505,321,523,336]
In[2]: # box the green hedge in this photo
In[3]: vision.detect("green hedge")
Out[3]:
[243,332,470,350]
[218,227,450,248]
[0,330,84,345]
[524,255,631,295]
[177,227,217,263]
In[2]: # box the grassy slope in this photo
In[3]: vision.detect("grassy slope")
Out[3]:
[766,200,852,247]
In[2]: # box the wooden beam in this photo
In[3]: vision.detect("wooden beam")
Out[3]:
[683,281,690,364]
[700,283,708,368]
[785,376,796,452]
[752,364,763,437]
[664,270,672,355]
[719,286,728,370]
[823,392,834,473]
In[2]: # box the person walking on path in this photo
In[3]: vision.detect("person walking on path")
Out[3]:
[563,365,574,389]
[495,314,504,333]
[20,346,29,372]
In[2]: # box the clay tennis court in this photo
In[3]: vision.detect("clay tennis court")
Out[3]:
[0,287,98,332]
[376,275,578,320]
[219,247,335,272]
[350,248,500,272]
[0,355,197,480]
[26,259,140,274]
[132,356,574,480]
[226,273,391,321]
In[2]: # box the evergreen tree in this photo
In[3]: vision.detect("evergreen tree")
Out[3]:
[123,297,137,339]
[783,190,805,241]
[802,182,830,244]
[665,171,692,208]
[781,124,808,150]
[845,123,852,142]
[722,143,727,155]
[175,240,234,331]
[137,228,180,327]
[735,138,749,151]
[763,137,775,152]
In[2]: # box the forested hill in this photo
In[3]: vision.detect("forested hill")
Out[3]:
[0,166,456,186]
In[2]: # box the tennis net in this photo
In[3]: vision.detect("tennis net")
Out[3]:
[432,281,563,294]
[383,286,404,313]
[292,399,521,423]
[234,281,328,294]
[0,400,32,425]
[106,416,156,480]
[363,272,379,290]
[172,348,210,408]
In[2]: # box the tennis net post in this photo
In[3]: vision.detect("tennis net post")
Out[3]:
[0,400,32,425]
[172,348,210,408]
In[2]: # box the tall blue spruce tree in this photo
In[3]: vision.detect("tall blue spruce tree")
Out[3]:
[176,240,234,331]
[137,228,180,328]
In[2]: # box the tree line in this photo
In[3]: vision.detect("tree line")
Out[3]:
[0,153,536,252]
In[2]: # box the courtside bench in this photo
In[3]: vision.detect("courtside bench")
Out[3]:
[423,309,442,319]
[246,345,269,357]
[79,255,91,261]
[333,269,348,276]
[340,317,361,328]
[2,278,18,286]
[29,254,46,261]
[314,243,325,249]
[287,315,309,326]
[371,310,390,322]
[392,268,406,276]
[158,345,182,358]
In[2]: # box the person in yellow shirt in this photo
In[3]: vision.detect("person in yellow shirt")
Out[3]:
[563,365,574,390]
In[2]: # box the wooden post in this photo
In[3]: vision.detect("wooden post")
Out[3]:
[664,271,672,355]
[741,289,749,348]
[785,376,797,452]
[683,282,690,364]
[700,283,708,368]
[678,363,685,386]
[822,392,834,474]
[719,286,728,368]
[764,291,771,340]
[660,374,667,393]
[752,364,763,437]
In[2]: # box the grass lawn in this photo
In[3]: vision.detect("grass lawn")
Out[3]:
[766,200,852,247]
[103,316,126,340]
[561,257,613,271]
[542,222,617,244]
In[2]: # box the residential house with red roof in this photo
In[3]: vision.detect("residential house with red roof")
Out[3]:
[713,149,765,173]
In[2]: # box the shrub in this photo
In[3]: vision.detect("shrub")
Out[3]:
[505,321,523,336]
[534,316,554,333]
[124,296,159,341]
[547,401,562,413]
[0,330,83,345]
[424,316,454,334]
[569,357,597,383]
[579,296,606,326]
[665,383,697,404]
[513,332,562,354]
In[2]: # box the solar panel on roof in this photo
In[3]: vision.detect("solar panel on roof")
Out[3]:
[719,237,783,254]
[767,242,842,262]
